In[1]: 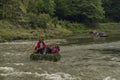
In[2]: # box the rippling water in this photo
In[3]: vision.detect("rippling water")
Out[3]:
[0,36,120,80]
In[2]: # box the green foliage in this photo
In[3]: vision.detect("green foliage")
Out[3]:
[55,0,104,27]
[0,20,73,41]
[0,0,119,35]
[39,0,55,15]
[38,14,51,29]
[0,0,22,20]
[102,0,120,22]
[58,20,86,32]
[100,23,120,31]
[52,17,58,27]
[27,0,55,15]
[0,8,3,19]
[27,13,38,28]
[30,54,61,61]
[27,13,51,29]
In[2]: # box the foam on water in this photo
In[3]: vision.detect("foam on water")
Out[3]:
[103,76,116,80]
[13,63,24,66]
[5,53,11,55]
[0,67,14,73]
[6,63,24,66]
[0,72,32,77]
[4,52,22,56]
[34,72,81,80]
[0,68,81,80]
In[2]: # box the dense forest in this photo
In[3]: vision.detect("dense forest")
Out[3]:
[0,0,119,28]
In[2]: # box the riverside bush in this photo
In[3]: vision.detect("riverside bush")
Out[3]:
[30,53,61,61]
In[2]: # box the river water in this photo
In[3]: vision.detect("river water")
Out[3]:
[0,35,120,80]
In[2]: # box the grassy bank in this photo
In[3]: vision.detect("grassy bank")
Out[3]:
[0,20,120,42]
[99,23,120,33]
[0,20,72,42]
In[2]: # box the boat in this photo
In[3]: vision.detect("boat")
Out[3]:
[30,53,61,61]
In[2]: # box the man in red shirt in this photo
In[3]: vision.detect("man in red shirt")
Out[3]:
[34,39,46,54]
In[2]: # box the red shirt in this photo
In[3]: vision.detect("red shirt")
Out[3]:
[35,41,46,50]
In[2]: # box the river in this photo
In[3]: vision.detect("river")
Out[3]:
[0,35,120,80]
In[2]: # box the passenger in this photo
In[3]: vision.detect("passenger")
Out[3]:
[46,44,52,54]
[89,30,108,41]
[55,45,60,52]
[89,30,99,41]
[51,44,60,54]
[98,32,108,40]
[34,39,46,54]
[98,32,108,37]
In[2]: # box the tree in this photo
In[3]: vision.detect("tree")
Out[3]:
[0,0,23,21]
[27,0,55,15]
[102,0,120,22]
[0,0,11,19]
[28,13,51,29]
[55,0,104,27]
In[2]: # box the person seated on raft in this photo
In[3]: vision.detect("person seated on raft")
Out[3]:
[89,30,108,40]
[98,32,108,37]
[34,39,46,54]
[89,30,108,37]
[46,44,52,54]
[45,44,60,54]
[51,44,60,54]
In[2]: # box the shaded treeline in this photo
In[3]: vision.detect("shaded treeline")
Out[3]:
[102,0,120,22]
[0,0,120,28]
